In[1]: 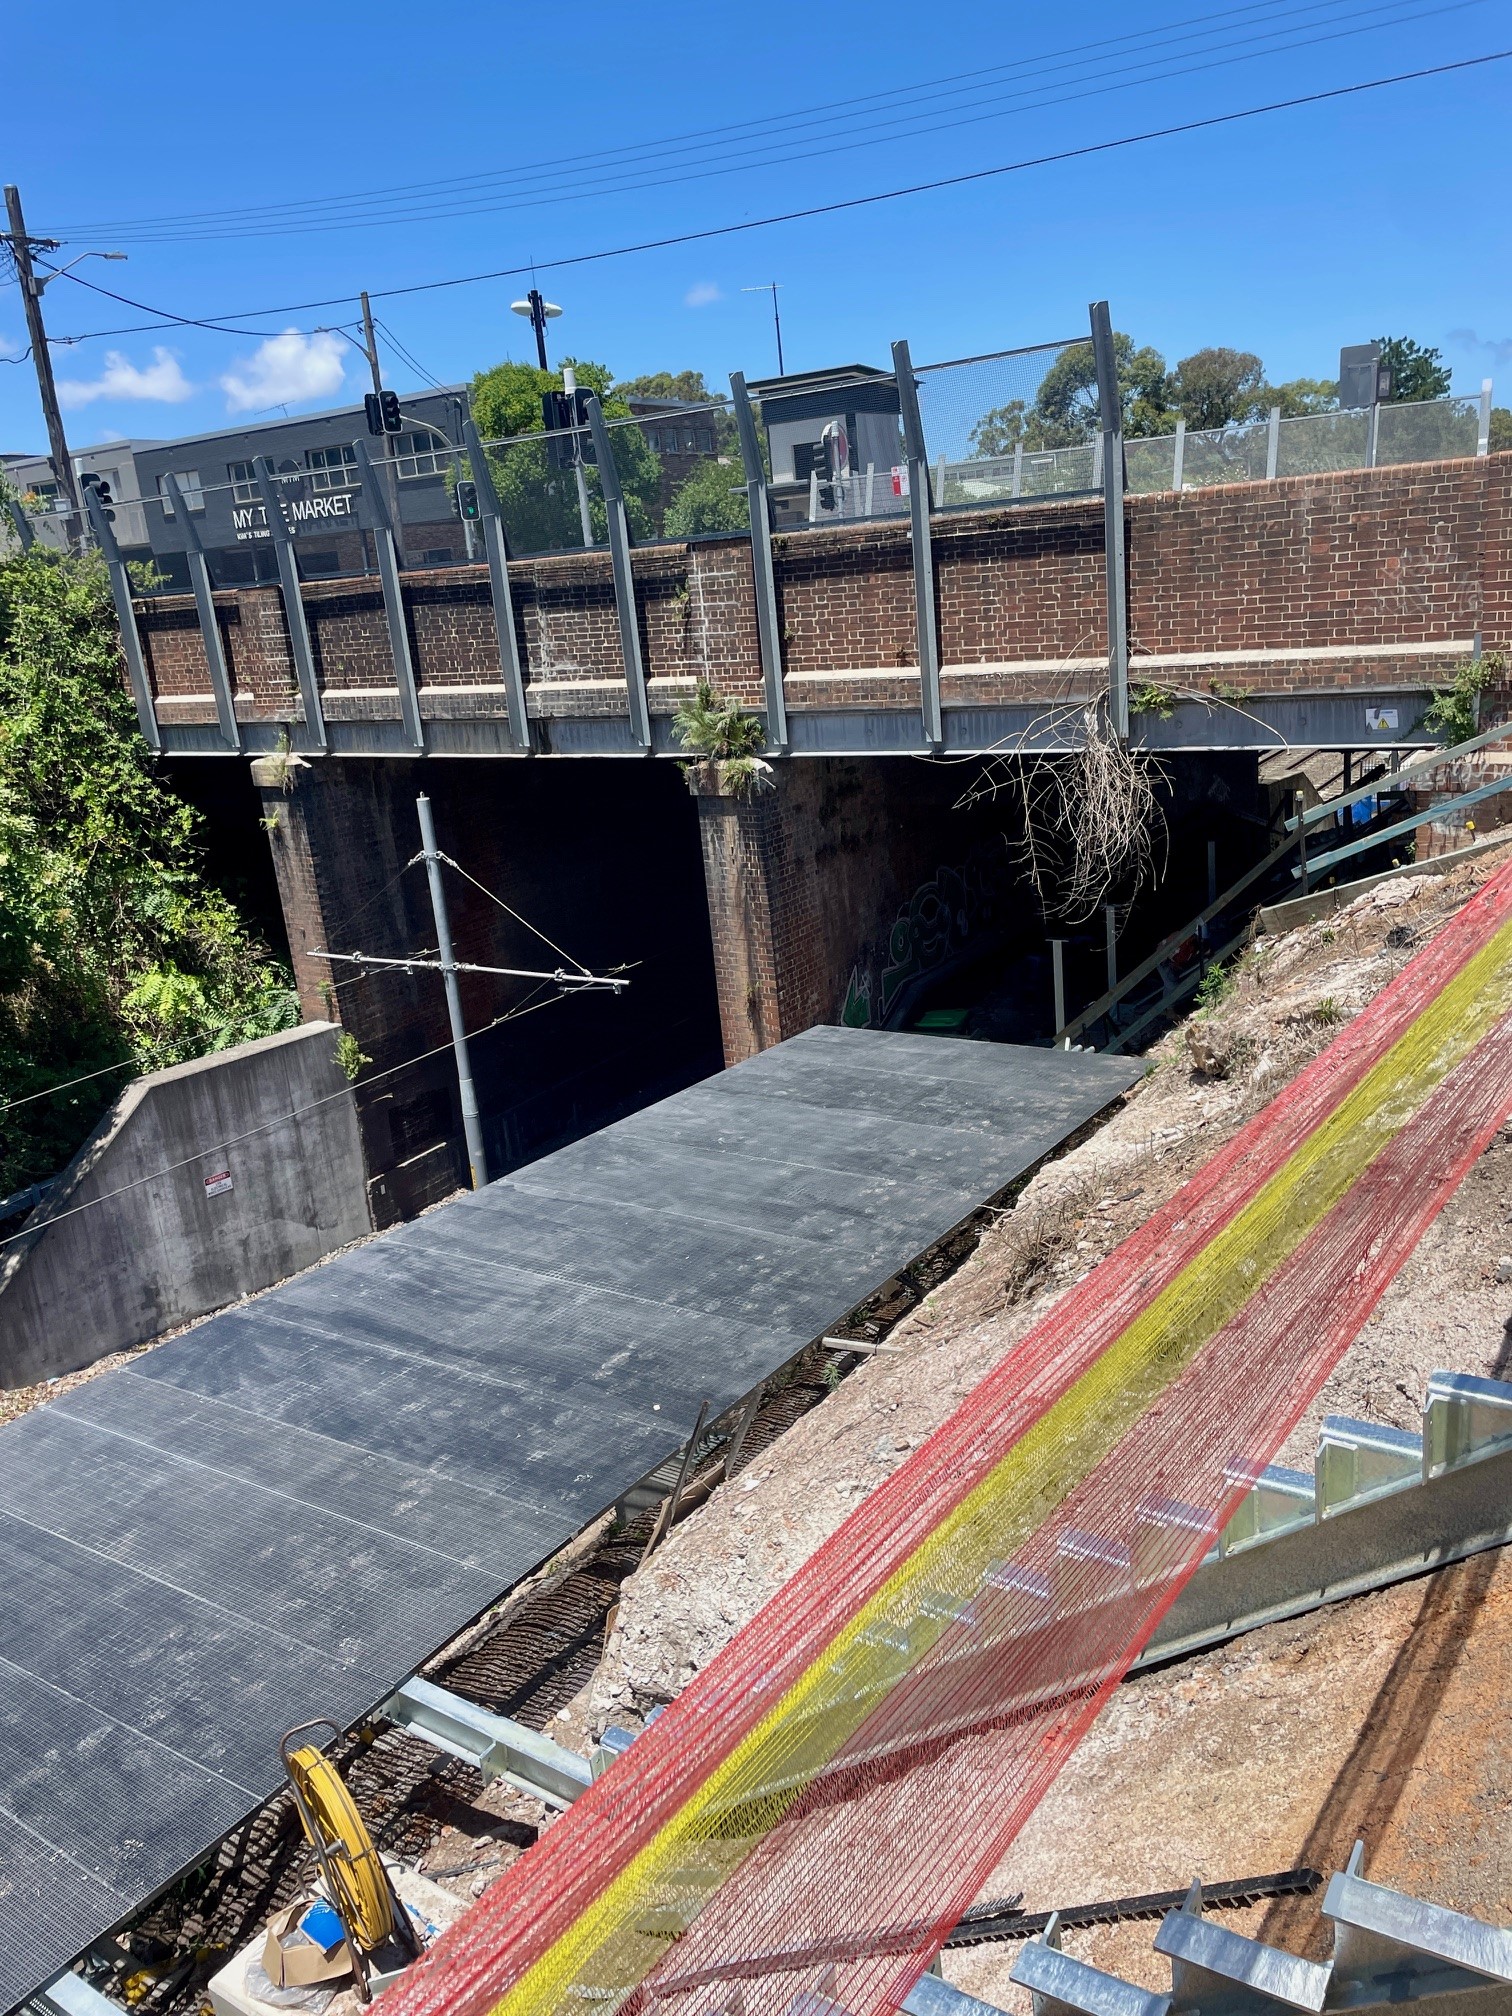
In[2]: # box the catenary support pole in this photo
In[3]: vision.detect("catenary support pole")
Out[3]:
[254,457,327,751]
[83,484,159,751]
[161,472,239,751]
[352,437,424,752]
[730,370,788,752]
[417,793,488,1189]
[892,338,942,751]
[359,289,405,567]
[462,419,531,751]
[3,184,80,545]
[584,393,652,752]
[1089,300,1130,741]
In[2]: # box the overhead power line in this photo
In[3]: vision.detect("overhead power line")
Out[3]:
[44,48,1512,350]
[39,0,1483,247]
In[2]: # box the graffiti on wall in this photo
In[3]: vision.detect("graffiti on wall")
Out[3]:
[841,842,1015,1030]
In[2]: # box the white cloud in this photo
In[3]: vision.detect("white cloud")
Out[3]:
[684,281,724,308]
[220,328,349,414]
[1447,327,1512,367]
[56,346,195,410]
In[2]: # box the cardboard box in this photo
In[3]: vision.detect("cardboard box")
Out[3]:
[261,1900,352,1988]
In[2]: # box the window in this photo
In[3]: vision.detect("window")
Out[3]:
[696,429,713,455]
[307,445,357,492]
[394,431,442,479]
[227,459,260,504]
[157,469,204,512]
[646,427,662,452]
[421,548,455,567]
[299,550,342,577]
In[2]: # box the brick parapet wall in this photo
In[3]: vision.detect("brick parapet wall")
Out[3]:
[133,455,1511,733]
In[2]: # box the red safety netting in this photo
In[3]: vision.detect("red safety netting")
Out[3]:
[385,862,1512,2016]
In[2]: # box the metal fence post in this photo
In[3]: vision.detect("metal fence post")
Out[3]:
[1089,301,1130,741]
[1172,417,1186,494]
[253,457,327,752]
[583,394,652,753]
[1011,439,1024,499]
[6,496,35,551]
[417,792,488,1190]
[1104,905,1118,994]
[730,371,788,752]
[352,438,424,753]
[1266,405,1281,481]
[1051,938,1066,1039]
[161,472,239,752]
[462,419,532,752]
[1479,379,1493,458]
[892,338,942,750]
[84,484,159,752]
[1366,399,1380,470]
[1295,788,1310,894]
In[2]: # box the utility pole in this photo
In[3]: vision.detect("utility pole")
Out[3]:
[511,288,561,372]
[3,184,80,541]
[417,794,489,1189]
[359,289,405,567]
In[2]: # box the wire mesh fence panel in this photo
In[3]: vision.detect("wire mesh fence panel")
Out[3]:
[916,340,1090,509]
[480,432,605,558]
[1376,394,1481,466]
[1176,416,1270,489]
[1123,433,1179,494]
[1274,406,1370,477]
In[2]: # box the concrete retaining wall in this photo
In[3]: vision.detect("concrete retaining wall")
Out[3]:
[0,1022,370,1386]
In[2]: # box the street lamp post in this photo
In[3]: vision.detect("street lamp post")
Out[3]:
[511,288,562,372]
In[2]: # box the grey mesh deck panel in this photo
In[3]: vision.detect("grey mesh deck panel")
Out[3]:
[0,1027,1136,2007]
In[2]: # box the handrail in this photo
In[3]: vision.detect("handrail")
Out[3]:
[1299,770,1512,881]
[1286,712,1512,832]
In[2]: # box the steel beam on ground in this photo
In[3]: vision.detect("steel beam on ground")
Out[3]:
[383,1675,592,1807]
[253,457,327,751]
[731,370,788,751]
[462,418,532,753]
[893,338,942,750]
[1090,301,1130,739]
[83,484,159,752]
[352,437,424,753]
[584,393,652,752]
[160,471,239,752]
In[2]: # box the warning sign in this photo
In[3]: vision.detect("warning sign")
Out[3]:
[204,1171,233,1198]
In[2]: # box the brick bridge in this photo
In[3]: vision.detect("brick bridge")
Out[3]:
[123,452,1509,1224]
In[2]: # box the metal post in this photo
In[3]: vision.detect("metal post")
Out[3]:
[723,1382,765,1478]
[351,438,424,753]
[1295,788,1310,895]
[731,371,788,751]
[84,484,159,751]
[161,472,239,752]
[1207,839,1218,907]
[253,457,327,751]
[1172,417,1186,493]
[462,420,531,753]
[892,338,942,751]
[1089,301,1129,741]
[643,1398,711,1562]
[1266,405,1281,481]
[561,365,595,548]
[1051,938,1066,1040]
[6,495,35,551]
[808,468,820,523]
[417,793,488,1189]
[583,394,652,752]
[1012,439,1024,499]
[1092,432,1104,490]
[1366,397,1380,470]
[1104,905,1117,994]
[865,463,875,516]
[1478,379,1493,458]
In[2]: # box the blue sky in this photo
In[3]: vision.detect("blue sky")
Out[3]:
[3,0,1510,454]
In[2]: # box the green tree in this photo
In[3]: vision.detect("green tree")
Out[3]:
[1268,376,1337,417]
[1490,408,1512,453]
[615,370,716,403]
[1376,336,1452,404]
[664,455,749,537]
[1025,334,1172,445]
[468,356,663,547]
[1170,347,1267,430]
[0,545,297,1191]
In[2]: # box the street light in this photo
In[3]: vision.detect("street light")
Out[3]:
[32,249,127,295]
[511,289,562,371]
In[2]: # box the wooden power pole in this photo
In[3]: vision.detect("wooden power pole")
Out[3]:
[3,184,80,540]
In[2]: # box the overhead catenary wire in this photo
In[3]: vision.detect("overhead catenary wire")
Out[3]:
[40,0,1482,245]
[41,49,1512,346]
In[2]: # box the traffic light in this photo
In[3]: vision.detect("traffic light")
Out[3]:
[81,471,115,522]
[365,390,402,434]
[364,392,383,435]
[541,388,596,467]
[456,480,479,522]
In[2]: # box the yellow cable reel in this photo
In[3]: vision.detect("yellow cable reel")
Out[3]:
[281,1724,395,1956]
